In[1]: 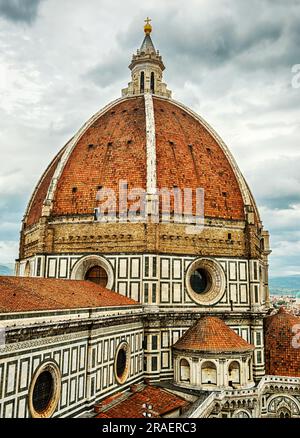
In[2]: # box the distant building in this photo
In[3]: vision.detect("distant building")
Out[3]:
[0,20,299,419]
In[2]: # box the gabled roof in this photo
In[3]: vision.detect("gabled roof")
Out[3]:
[173,316,255,353]
[0,276,138,312]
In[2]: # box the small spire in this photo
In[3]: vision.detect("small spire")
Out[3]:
[144,17,152,34]
[121,19,172,98]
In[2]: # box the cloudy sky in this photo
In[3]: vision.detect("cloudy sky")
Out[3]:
[0,0,299,277]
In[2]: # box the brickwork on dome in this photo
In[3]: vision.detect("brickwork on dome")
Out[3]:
[21,95,266,261]
[264,307,300,377]
[52,97,147,216]
[25,95,249,227]
[153,98,245,220]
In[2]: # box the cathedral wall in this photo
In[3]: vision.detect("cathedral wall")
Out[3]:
[17,251,266,381]
[19,253,263,310]
[0,313,144,418]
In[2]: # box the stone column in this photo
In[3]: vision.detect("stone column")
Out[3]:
[191,357,199,386]
[219,359,226,388]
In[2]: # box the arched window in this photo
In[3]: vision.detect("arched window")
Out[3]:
[150,72,155,93]
[278,408,291,418]
[228,361,240,386]
[180,359,190,382]
[140,71,145,93]
[85,266,108,287]
[201,361,217,385]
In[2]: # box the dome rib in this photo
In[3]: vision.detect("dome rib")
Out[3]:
[25,145,67,227]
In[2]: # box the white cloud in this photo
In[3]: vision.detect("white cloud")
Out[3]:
[0,241,19,265]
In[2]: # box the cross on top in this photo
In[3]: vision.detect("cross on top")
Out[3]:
[144,17,152,26]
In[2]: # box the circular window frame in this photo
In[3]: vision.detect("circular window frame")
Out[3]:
[185,258,226,306]
[28,360,61,418]
[114,341,130,385]
[71,255,114,289]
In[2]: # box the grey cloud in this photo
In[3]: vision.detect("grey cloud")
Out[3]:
[84,53,128,88]
[247,156,300,209]
[0,0,42,24]
[0,193,26,241]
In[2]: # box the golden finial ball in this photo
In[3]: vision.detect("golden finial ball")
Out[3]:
[144,17,152,34]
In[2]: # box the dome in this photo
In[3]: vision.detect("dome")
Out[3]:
[19,20,267,269]
[24,95,256,228]
[173,316,255,353]
[264,307,300,377]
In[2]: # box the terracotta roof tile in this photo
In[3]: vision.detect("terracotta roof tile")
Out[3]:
[0,276,137,312]
[154,98,245,221]
[173,316,255,353]
[96,385,188,418]
[52,97,147,217]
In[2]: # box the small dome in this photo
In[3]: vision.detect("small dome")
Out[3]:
[264,307,300,377]
[173,316,255,353]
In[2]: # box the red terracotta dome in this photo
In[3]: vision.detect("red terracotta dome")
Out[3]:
[264,307,300,377]
[173,316,255,353]
[24,95,257,228]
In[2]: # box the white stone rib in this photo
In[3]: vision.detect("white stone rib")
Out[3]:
[23,144,68,222]
[154,96,261,222]
[144,93,157,194]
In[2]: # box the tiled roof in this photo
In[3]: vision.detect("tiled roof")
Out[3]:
[0,276,138,312]
[25,95,248,227]
[96,385,188,418]
[264,307,300,377]
[173,316,255,353]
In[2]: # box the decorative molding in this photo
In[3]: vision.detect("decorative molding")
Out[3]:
[185,257,226,306]
[28,360,61,418]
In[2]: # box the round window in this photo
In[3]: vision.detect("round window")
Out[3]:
[114,342,130,385]
[32,371,54,414]
[186,258,226,306]
[28,361,61,418]
[85,265,108,287]
[190,268,212,294]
